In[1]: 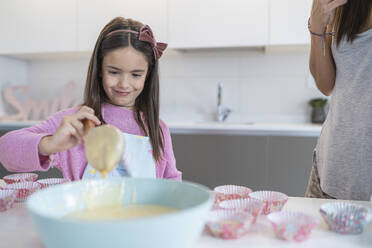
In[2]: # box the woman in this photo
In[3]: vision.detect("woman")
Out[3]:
[306,0,372,200]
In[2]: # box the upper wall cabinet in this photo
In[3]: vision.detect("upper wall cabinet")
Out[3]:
[0,0,77,54]
[77,0,167,51]
[168,0,269,49]
[269,0,313,45]
[0,0,312,56]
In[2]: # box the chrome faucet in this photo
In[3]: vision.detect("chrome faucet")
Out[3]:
[217,82,232,122]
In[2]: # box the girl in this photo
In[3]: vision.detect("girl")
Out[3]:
[306,0,372,200]
[0,17,181,181]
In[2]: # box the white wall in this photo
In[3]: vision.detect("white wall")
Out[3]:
[0,56,28,115]
[160,47,323,123]
[1,47,325,123]
[27,59,86,101]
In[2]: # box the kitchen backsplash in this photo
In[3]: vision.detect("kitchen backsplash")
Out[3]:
[0,56,28,117]
[0,47,324,123]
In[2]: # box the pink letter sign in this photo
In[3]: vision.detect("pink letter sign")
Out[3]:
[0,81,80,121]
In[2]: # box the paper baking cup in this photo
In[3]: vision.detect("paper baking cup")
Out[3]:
[219,198,264,223]
[1,182,41,203]
[37,178,70,189]
[213,185,252,206]
[3,173,38,184]
[320,202,369,234]
[249,191,288,215]
[267,211,318,242]
[0,189,17,212]
[206,209,253,239]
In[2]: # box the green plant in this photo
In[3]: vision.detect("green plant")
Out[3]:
[309,98,328,108]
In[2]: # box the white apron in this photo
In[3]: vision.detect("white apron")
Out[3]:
[82,133,156,179]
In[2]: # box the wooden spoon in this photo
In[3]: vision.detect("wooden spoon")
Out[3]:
[83,119,125,178]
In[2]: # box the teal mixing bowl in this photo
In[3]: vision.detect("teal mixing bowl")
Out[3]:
[27,178,213,248]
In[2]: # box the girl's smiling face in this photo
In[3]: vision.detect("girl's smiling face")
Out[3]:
[102,46,149,109]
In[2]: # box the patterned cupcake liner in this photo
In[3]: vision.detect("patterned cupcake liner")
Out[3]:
[0,189,18,212]
[3,173,38,184]
[213,185,252,208]
[206,209,254,239]
[267,211,318,242]
[37,178,70,189]
[320,202,369,234]
[1,182,42,203]
[249,191,288,215]
[219,198,265,223]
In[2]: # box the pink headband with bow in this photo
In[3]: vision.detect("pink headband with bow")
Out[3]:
[105,25,167,60]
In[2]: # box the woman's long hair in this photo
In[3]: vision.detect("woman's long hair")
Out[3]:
[332,0,372,45]
[83,17,164,162]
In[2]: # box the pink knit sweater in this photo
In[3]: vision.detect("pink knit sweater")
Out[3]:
[0,103,181,181]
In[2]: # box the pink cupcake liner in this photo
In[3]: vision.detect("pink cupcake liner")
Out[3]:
[249,191,288,215]
[1,182,41,203]
[320,202,369,234]
[0,189,18,212]
[206,209,254,239]
[219,198,264,223]
[213,185,252,208]
[267,211,318,242]
[37,178,70,189]
[3,173,38,184]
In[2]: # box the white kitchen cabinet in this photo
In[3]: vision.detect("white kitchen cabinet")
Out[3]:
[77,0,167,51]
[0,0,314,56]
[168,0,269,49]
[269,0,313,45]
[0,0,77,54]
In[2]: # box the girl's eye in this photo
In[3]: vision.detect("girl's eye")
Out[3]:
[108,71,119,75]
[132,74,142,78]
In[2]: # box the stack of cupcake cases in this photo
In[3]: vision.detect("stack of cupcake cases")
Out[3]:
[206,185,254,239]
[1,173,41,204]
[1,182,42,203]
[0,189,18,212]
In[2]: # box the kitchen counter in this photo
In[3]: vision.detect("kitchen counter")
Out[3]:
[0,121,322,137]
[0,121,39,130]
[169,122,322,136]
[0,178,371,248]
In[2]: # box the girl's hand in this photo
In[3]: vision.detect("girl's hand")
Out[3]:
[38,106,101,156]
[310,0,347,34]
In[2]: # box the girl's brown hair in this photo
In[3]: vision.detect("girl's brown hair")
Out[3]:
[83,17,164,162]
[332,0,372,46]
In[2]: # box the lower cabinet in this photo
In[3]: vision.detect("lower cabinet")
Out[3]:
[171,134,317,197]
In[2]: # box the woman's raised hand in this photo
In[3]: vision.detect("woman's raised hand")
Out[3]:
[38,106,101,156]
[310,0,347,34]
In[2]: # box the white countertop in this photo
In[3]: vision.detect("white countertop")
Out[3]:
[168,122,322,136]
[0,178,371,248]
[0,121,322,137]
